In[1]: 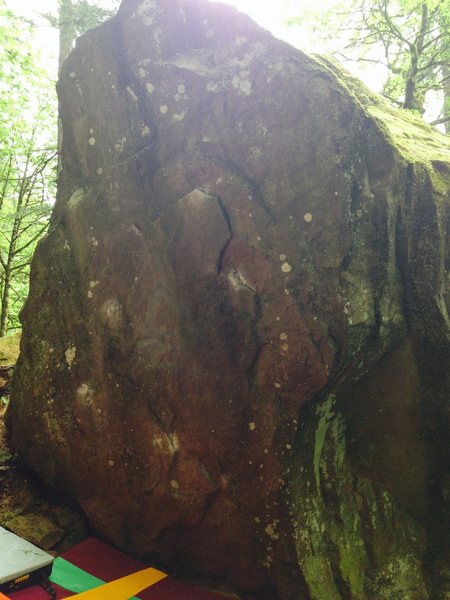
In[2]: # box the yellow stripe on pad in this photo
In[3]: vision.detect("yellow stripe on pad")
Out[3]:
[68,567,167,599]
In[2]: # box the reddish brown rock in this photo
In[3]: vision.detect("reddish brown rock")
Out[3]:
[7,0,450,598]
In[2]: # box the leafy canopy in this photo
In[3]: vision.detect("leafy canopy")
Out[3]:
[288,0,450,125]
[0,1,57,334]
[0,0,120,334]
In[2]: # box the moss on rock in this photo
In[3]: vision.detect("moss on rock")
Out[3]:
[0,333,20,367]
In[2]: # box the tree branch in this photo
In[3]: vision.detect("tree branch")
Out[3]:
[429,115,450,126]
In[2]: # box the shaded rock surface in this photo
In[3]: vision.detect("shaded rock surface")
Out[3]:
[0,402,88,555]
[7,0,450,598]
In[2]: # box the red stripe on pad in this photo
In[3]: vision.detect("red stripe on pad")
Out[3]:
[139,577,230,600]
[62,538,226,599]
[62,537,146,583]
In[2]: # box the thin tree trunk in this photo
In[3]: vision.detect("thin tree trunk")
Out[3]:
[58,0,77,164]
[1,206,24,336]
[403,3,428,112]
[58,0,77,71]
[0,262,12,337]
[0,150,32,336]
[404,65,418,110]
[442,62,450,134]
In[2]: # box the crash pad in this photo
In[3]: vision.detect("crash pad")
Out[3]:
[6,537,228,599]
[0,526,54,595]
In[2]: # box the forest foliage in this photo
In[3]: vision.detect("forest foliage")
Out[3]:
[289,0,450,127]
[0,0,118,336]
[0,2,56,336]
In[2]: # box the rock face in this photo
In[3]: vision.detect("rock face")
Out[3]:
[7,0,450,598]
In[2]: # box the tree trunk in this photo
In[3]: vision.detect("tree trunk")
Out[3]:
[0,262,12,337]
[58,0,77,71]
[442,62,450,134]
[403,65,419,110]
[0,158,28,337]
[1,210,23,337]
[403,3,428,113]
[58,0,77,164]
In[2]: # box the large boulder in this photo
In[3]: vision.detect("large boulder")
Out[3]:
[7,0,450,597]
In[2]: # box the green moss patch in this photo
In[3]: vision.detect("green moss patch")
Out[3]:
[0,333,21,367]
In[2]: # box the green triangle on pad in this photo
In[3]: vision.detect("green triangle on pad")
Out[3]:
[50,557,140,599]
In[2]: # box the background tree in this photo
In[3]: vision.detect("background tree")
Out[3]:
[0,2,57,335]
[0,1,35,138]
[0,117,56,335]
[42,0,120,152]
[289,0,450,129]
[0,0,120,335]
[42,0,120,70]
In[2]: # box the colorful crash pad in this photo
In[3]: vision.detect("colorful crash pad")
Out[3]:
[59,566,167,599]
[5,537,229,599]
